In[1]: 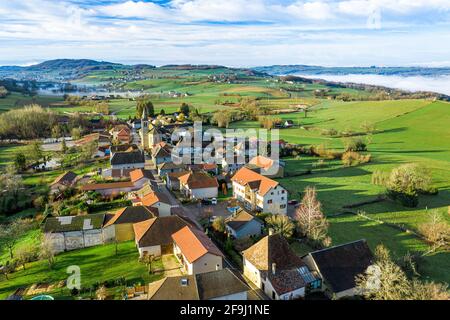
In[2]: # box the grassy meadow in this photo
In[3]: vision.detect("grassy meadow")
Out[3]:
[0,70,449,287]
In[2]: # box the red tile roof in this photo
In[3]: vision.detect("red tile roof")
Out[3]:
[231,167,279,196]
[172,226,223,263]
[140,191,171,206]
[178,171,219,189]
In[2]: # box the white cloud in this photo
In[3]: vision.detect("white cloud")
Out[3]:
[0,0,450,66]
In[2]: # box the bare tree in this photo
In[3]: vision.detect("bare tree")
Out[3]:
[355,245,411,300]
[294,187,330,246]
[356,245,450,300]
[39,237,56,269]
[418,211,450,254]
[140,254,155,274]
[96,285,108,300]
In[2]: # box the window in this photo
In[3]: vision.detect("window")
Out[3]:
[281,197,284,200]
[268,199,273,204]
[280,204,286,209]
[282,190,285,194]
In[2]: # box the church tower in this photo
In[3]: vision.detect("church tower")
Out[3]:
[140,107,149,149]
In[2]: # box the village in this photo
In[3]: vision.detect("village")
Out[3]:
[0,102,383,301]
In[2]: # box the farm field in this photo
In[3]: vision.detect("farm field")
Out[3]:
[263,99,450,284]
[0,241,163,300]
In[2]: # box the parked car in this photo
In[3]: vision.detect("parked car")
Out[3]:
[288,200,298,205]
[202,199,212,205]
[211,198,217,205]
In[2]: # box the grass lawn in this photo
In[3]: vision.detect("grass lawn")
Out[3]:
[0,241,163,300]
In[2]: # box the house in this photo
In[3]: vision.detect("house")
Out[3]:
[103,206,157,242]
[242,233,321,300]
[43,214,106,253]
[50,171,78,193]
[221,156,246,174]
[111,125,131,144]
[151,144,172,166]
[132,181,161,199]
[74,132,110,148]
[247,155,285,178]
[110,150,145,174]
[157,162,186,178]
[110,143,139,155]
[166,171,190,191]
[231,167,288,214]
[81,181,136,196]
[146,269,248,300]
[178,171,219,200]
[302,239,374,299]
[133,215,193,257]
[135,191,173,217]
[187,163,219,176]
[172,226,224,275]
[225,208,263,239]
[129,169,155,189]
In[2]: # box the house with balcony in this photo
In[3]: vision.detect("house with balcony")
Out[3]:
[231,167,288,215]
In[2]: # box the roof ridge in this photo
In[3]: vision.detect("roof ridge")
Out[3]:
[308,239,367,256]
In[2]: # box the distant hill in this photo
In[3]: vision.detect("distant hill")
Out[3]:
[26,59,123,71]
[252,65,450,77]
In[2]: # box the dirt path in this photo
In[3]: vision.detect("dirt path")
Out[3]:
[162,254,183,277]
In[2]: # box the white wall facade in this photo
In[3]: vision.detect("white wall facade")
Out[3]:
[137,244,162,258]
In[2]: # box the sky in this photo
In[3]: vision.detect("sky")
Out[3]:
[1,0,450,67]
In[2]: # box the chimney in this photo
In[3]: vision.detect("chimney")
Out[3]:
[272,263,276,275]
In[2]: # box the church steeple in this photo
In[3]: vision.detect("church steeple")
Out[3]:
[140,107,149,149]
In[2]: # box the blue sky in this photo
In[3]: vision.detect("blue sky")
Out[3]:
[0,0,450,67]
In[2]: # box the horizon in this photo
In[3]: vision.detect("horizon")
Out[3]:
[1,1,450,68]
[2,58,450,69]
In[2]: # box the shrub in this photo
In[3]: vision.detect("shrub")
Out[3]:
[387,189,418,207]
[344,137,367,152]
[310,144,342,159]
[321,128,338,136]
[341,151,371,166]
[386,163,435,207]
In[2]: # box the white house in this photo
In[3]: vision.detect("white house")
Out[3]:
[110,150,145,174]
[242,233,321,300]
[231,167,288,215]
[178,171,219,200]
[134,191,173,217]
[172,226,223,275]
[133,215,192,257]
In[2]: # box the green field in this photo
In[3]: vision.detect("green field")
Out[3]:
[264,99,449,283]
[0,241,163,300]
